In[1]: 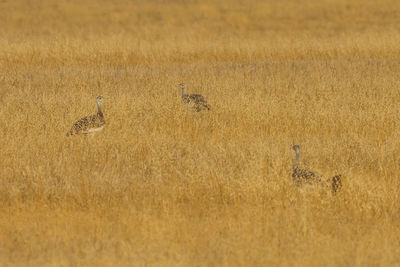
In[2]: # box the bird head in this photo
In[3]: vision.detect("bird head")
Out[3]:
[96,96,107,103]
[292,145,300,152]
[176,83,186,89]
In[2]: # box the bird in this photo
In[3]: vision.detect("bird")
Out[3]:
[66,96,107,136]
[177,83,210,112]
[292,145,342,193]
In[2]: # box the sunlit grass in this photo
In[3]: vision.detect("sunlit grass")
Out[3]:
[0,0,400,266]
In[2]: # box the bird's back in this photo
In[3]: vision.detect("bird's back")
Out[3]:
[67,113,105,136]
[331,174,342,193]
[189,94,206,101]
[182,94,210,111]
[292,166,342,194]
[292,166,323,186]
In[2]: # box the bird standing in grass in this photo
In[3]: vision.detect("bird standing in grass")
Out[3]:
[177,83,210,112]
[292,145,342,193]
[66,96,107,136]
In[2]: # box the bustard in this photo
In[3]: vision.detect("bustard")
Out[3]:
[177,83,210,112]
[292,145,342,193]
[66,96,107,136]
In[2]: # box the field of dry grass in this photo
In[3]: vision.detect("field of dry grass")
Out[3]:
[1,0,400,265]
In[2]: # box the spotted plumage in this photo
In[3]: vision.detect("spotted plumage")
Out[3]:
[292,166,323,186]
[331,174,342,193]
[292,145,342,193]
[66,96,106,136]
[177,83,210,112]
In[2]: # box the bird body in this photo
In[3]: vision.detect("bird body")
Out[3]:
[292,166,323,186]
[66,96,106,136]
[291,145,342,193]
[178,83,210,112]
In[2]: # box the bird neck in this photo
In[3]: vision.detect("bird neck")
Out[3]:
[181,86,186,97]
[97,100,103,116]
[294,150,300,168]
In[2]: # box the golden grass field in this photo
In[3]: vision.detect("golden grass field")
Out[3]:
[1,0,400,265]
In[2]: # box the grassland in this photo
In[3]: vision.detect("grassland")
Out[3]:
[1,0,400,265]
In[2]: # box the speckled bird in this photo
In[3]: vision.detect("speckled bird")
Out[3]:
[292,145,342,193]
[177,83,210,112]
[66,96,107,136]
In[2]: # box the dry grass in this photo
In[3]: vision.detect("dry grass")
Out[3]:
[1,0,400,266]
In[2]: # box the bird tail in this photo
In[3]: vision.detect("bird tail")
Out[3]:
[331,174,342,193]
